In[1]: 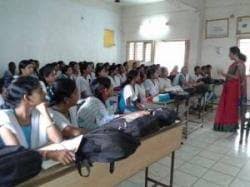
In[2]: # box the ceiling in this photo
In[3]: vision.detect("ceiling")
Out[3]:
[103,0,166,6]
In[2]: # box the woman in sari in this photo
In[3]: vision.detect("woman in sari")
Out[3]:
[214,47,242,132]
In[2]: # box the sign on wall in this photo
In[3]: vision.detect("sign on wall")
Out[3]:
[104,29,115,48]
[205,18,229,39]
[237,16,250,35]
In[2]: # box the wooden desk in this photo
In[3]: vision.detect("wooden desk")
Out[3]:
[20,124,183,187]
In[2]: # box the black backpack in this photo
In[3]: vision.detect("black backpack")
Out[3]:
[75,128,140,177]
[0,146,42,186]
[106,114,160,138]
[150,108,178,128]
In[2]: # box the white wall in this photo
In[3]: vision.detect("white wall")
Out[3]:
[201,0,250,72]
[121,0,205,71]
[0,0,122,73]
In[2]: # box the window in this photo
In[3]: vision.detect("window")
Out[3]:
[154,41,188,72]
[239,38,250,75]
[127,41,153,63]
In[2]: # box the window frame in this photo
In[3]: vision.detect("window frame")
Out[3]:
[126,40,154,63]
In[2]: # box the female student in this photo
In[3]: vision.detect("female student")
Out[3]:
[18,60,34,77]
[159,67,172,92]
[59,65,73,79]
[214,46,243,132]
[135,71,147,104]
[77,77,119,130]
[76,63,92,98]
[119,70,143,113]
[95,64,108,78]
[117,64,127,84]
[108,65,121,89]
[0,76,74,165]
[144,67,160,97]
[39,64,57,95]
[48,78,84,138]
[3,61,16,88]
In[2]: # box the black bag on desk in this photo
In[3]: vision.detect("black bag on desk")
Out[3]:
[0,146,42,186]
[75,128,140,177]
[106,114,160,138]
[150,108,178,127]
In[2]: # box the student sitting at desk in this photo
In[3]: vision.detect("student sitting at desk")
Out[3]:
[77,77,119,130]
[48,78,84,138]
[0,76,74,165]
[108,64,121,89]
[144,66,160,97]
[172,66,192,88]
[159,67,172,92]
[119,70,144,113]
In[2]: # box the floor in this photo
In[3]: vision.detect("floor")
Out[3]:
[118,111,250,187]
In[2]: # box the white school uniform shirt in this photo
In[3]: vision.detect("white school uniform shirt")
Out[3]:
[143,79,160,96]
[75,76,92,97]
[0,95,5,106]
[49,106,78,130]
[77,97,117,130]
[108,76,121,88]
[123,84,138,105]
[119,73,127,84]
[0,109,50,149]
[191,74,203,82]
[135,84,146,102]
[159,78,172,91]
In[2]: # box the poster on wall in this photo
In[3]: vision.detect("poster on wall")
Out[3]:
[205,18,229,39]
[104,29,115,48]
[237,16,250,34]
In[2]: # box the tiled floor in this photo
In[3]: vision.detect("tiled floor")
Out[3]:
[118,111,250,187]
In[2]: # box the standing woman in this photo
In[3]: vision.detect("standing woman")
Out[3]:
[214,47,241,132]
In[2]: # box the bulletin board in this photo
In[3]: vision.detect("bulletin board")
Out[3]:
[104,29,115,48]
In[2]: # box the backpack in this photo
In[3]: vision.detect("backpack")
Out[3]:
[0,146,42,186]
[75,128,140,177]
[150,108,178,128]
[106,113,160,138]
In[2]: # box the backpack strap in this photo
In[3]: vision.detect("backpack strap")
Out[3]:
[109,162,115,174]
[76,159,92,177]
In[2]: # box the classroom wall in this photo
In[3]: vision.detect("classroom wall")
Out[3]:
[0,0,122,73]
[201,0,250,72]
[121,0,205,71]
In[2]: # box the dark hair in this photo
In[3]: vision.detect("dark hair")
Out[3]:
[95,64,105,78]
[230,46,240,57]
[4,76,41,108]
[194,66,200,72]
[61,65,71,74]
[69,61,77,68]
[8,62,16,75]
[109,65,117,75]
[206,65,212,69]
[121,69,139,88]
[18,60,34,75]
[0,78,4,94]
[79,62,90,75]
[147,67,157,79]
[91,77,111,103]
[49,78,76,106]
[239,53,247,62]
[39,64,55,86]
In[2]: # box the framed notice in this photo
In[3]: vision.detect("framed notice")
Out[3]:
[205,18,229,39]
[104,29,115,48]
[237,16,250,34]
